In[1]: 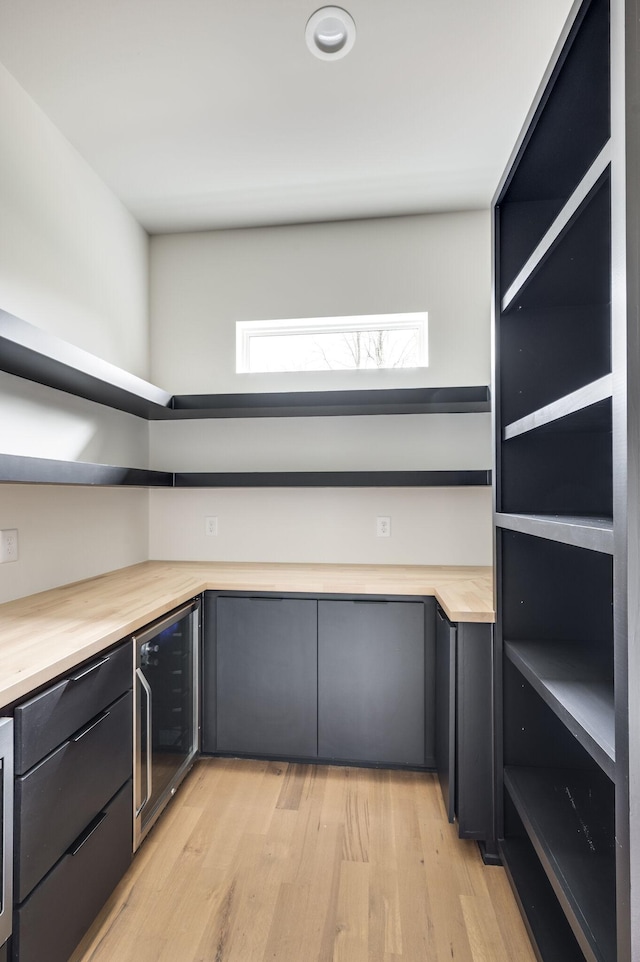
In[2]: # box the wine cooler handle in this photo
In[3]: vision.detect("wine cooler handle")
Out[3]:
[135,668,153,817]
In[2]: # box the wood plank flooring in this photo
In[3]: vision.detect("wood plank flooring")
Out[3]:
[71,758,535,962]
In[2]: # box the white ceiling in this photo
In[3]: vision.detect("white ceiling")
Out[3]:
[0,0,575,233]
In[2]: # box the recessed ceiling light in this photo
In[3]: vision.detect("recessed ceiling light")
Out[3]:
[305,7,356,61]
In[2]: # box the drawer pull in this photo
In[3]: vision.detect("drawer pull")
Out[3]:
[72,709,110,742]
[69,810,108,856]
[70,656,110,683]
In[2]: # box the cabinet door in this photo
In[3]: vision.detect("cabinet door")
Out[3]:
[318,600,426,766]
[215,597,317,758]
[435,608,456,822]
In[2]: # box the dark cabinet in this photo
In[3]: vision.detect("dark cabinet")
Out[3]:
[204,592,433,769]
[12,642,133,962]
[212,597,317,758]
[12,780,132,962]
[435,608,494,844]
[15,690,131,901]
[13,641,132,776]
[317,600,430,767]
[455,621,494,843]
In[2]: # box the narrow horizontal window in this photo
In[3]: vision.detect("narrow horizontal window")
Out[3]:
[236,313,428,374]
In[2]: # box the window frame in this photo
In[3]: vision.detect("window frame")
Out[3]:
[236,312,429,374]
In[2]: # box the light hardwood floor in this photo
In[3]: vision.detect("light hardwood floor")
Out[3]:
[71,758,535,962]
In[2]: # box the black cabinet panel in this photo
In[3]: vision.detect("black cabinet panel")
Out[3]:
[318,600,428,766]
[456,622,494,841]
[435,610,494,841]
[15,690,132,901]
[435,608,456,821]
[14,641,132,775]
[13,780,132,962]
[215,598,317,758]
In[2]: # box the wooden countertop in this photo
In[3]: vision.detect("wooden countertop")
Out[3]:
[0,561,494,710]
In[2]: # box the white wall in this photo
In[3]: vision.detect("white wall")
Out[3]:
[0,64,151,603]
[148,213,493,566]
[0,62,494,594]
[0,372,149,468]
[149,486,492,566]
[150,413,491,473]
[0,485,149,603]
[150,212,490,394]
[0,63,150,377]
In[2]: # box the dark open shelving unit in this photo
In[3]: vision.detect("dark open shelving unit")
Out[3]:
[497,0,610,295]
[492,0,638,957]
[0,310,491,488]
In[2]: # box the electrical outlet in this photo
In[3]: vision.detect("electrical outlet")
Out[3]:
[376,516,391,538]
[205,516,218,537]
[0,529,18,563]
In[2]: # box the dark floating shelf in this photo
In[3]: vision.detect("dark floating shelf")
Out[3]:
[168,386,491,419]
[0,454,173,488]
[0,310,172,419]
[505,766,616,962]
[0,310,490,420]
[174,470,492,488]
[0,457,490,490]
[0,311,491,487]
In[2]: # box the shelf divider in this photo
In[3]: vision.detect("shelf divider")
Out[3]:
[505,640,615,778]
[503,375,612,441]
[501,142,611,312]
[495,513,613,554]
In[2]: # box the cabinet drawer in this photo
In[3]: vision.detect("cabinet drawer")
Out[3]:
[15,690,132,902]
[13,779,132,962]
[14,641,132,775]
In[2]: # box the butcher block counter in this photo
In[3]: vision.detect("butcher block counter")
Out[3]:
[0,561,494,710]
